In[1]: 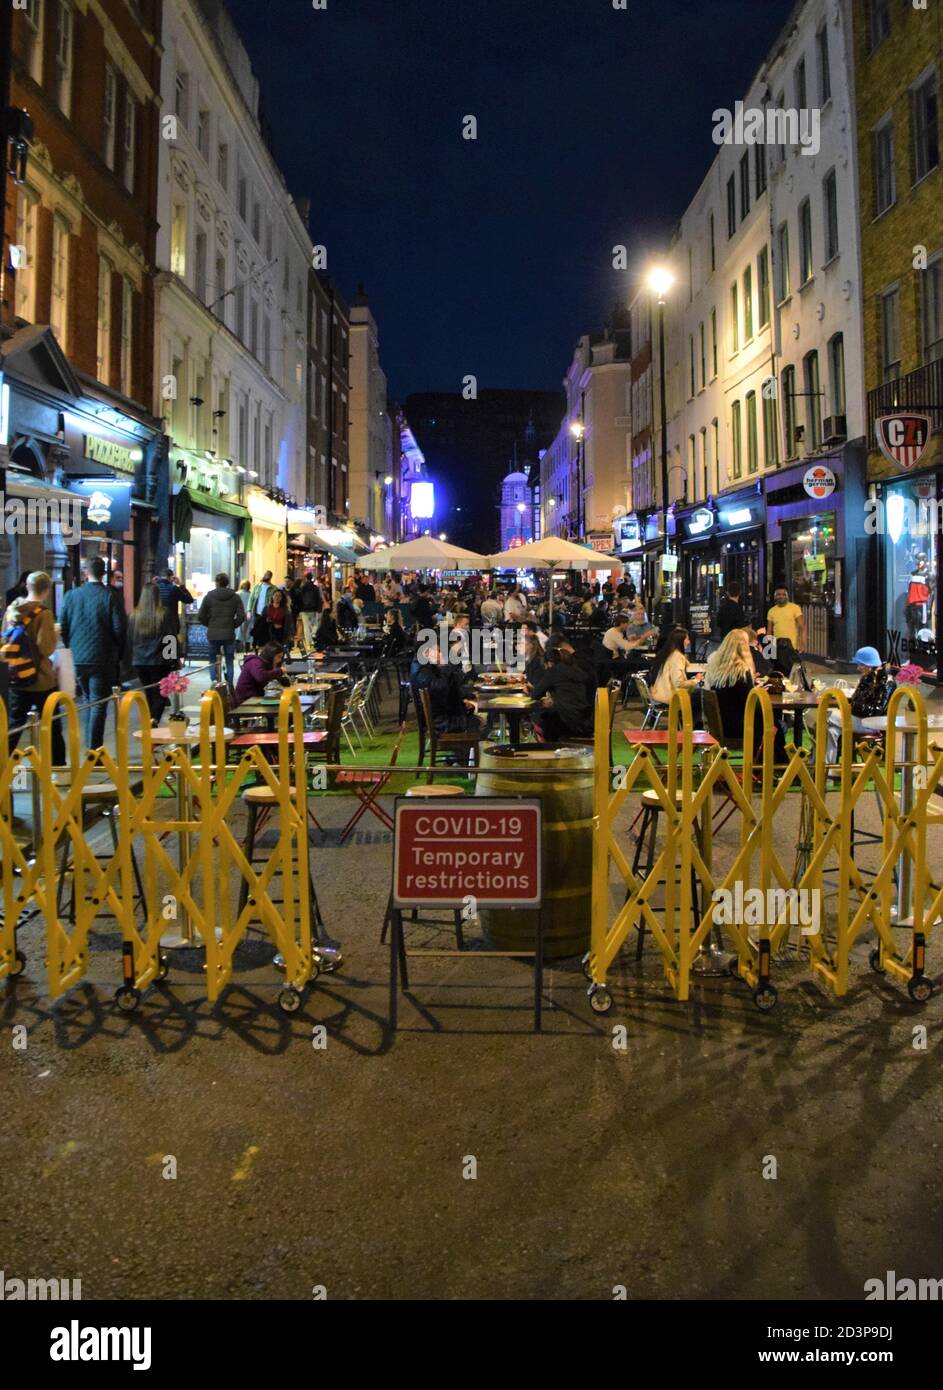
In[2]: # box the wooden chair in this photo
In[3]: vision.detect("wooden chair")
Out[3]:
[418,686,484,785]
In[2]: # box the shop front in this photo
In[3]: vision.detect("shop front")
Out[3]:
[172,481,249,660]
[765,449,866,664]
[872,471,940,676]
[246,488,288,586]
[675,502,720,638]
[640,511,680,618]
[714,484,766,629]
[614,513,643,596]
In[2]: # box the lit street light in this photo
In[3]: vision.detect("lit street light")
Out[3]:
[569,420,585,539]
[516,499,526,540]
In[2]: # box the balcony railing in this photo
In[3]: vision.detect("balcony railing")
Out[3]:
[867,358,943,446]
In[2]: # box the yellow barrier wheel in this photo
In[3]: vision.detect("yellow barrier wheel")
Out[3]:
[908,977,934,1004]
[868,949,885,975]
[9,950,26,978]
[588,984,613,1014]
[581,951,593,980]
[115,986,141,1013]
[752,983,778,1012]
[277,986,303,1015]
[156,955,170,982]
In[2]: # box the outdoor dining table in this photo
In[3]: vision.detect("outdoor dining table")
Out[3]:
[229,695,319,732]
[475,692,541,744]
[133,723,235,949]
[861,712,943,925]
[764,688,820,746]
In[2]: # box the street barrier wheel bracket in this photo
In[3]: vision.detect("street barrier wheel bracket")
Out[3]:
[588,984,613,1014]
[581,951,593,981]
[277,986,303,1015]
[157,955,170,982]
[908,977,934,1004]
[868,948,886,976]
[9,950,27,978]
[115,985,142,1013]
[752,983,778,1012]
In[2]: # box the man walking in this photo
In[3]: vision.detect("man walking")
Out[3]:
[2,570,66,765]
[247,570,275,648]
[59,555,127,749]
[197,573,246,686]
[297,570,323,649]
[155,568,193,655]
[717,580,745,637]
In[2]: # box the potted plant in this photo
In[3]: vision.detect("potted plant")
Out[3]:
[159,671,191,738]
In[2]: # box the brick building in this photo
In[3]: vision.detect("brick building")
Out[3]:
[1,0,167,605]
[855,0,943,673]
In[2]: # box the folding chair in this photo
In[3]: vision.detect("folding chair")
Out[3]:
[336,723,405,843]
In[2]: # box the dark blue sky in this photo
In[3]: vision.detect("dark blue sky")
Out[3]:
[225,0,797,400]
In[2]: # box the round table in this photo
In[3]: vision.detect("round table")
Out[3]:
[475,693,541,744]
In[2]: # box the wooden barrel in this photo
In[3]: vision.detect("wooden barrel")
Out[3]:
[476,743,595,959]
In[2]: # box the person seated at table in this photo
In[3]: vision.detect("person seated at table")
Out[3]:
[522,618,548,651]
[824,646,893,768]
[413,646,482,736]
[522,633,545,685]
[381,607,407,657]
[528,646,595,742]
[704,629,787,761]
[744,626,773,677]
[336,590,359,631]
[480,591,504,625]
[602,612,647,678]
[648,627,703,722]
[315,606,341,650]
[233,642,291,707]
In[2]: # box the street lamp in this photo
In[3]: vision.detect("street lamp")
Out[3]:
[438,531,447,540]
[646,264,674,627]
[516,499,526,541]
[569,420,585,540]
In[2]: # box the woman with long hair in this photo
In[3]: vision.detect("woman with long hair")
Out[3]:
[648,627,701,720]
[528,645,595,742]
[315,604,341,651]
[704,628,786,759]
[233,640,291,707]
[382,606,407,657]
[129,579,179,723]
[253,586,288,648]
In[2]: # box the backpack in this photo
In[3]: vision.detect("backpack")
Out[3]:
[0,604,43,688]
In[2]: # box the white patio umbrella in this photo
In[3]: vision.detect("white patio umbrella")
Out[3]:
[488,537,623,622]
[356,536,490,572]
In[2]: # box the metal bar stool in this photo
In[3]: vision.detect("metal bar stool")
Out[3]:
[629,788,710,960]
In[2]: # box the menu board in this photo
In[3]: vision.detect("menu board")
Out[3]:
[688,602,712,636]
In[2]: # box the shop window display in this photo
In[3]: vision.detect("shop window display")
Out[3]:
[883,479,938,673]
[187,527,236,605]
[785,513,836,658]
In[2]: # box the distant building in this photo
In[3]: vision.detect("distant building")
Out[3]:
[405,388,564,550]
[348,287,393,540]
[499,468,533,552]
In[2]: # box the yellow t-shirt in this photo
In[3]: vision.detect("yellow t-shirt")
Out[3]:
[767,602,803,646]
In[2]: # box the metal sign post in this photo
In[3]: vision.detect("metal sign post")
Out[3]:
[388,797,544,1032]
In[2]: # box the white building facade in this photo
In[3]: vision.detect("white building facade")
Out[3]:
[154,0,314,602]
[348,293,393,537]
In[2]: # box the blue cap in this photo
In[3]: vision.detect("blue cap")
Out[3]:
[852,646,882,667]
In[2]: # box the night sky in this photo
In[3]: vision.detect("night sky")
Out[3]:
[225,0,797,401]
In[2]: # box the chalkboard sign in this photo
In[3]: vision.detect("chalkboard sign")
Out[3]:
[186,621,211,660]
[688,602,712,636]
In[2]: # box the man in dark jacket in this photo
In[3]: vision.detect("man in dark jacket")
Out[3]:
[60,555,128,749]
[297,571,323,649]
[197,573,246,686]
[155,568,193,635]
[716,581,745,638]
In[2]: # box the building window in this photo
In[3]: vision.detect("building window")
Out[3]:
[234,283,245,341]
[262,315,271,374]
[197,108,211,162]
[783,366,798,459]
[238,396,248,460]
[252,407,260,474]
[252,201,261,245]
[123,95,136,194]
[688,335,695,397]
[700,427,708,499]
[726,175,736,238]
[687,247,693,302]
[776,222,790,302]
[170,203,186,278]
[194,230,207,301]
[120,278,133,396]
[803,350,822,449]
[175,69,189,125]
[922,256,943,363]
[55,1,73,115]
[730,281,739,353]
[712,419,720,493]
[757,246,770,328]
[103,66,117,170]
[775,90,786,166]
[217,141,228,190]
[22,0,44,84]
[688,435,696,492]
[214,255,226,314]
[96,256,112,383]
[739,152,750,220]
[795,57,807,113]
[50,215,69,348]
[746,391,758,473]
[912,69,940,184]
[817,25,831,104]
[699,321,706,389]
[710,307,718,378]
[867,0,891,52]
[829,333,846,417]
[763,384,779,468]
[880,285,901,381]
[237,166,247,222]
[873,117,896,216]
[249,295,259,357]
[709,212,715,272]
[743,264,753,342]
[798,199,813,284]
[265,217,274,262]
[823,169,839,262]
[13,189,37,322]
[754,142,767,199]
[731,400,742,478]
[263,415,273,482]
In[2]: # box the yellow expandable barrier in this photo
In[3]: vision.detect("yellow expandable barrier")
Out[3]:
[0,688,317,1012]
[588,684,942,1013]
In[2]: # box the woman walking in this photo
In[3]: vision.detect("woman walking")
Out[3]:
[129,580,179,724]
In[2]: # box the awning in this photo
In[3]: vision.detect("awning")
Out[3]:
[5,474,89,507]
[317,541,362,565]
[174,485,250,522]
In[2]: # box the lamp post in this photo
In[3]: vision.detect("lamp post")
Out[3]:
[516,500,526,541]
[570,420,585,540]
[647,265,674,628]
